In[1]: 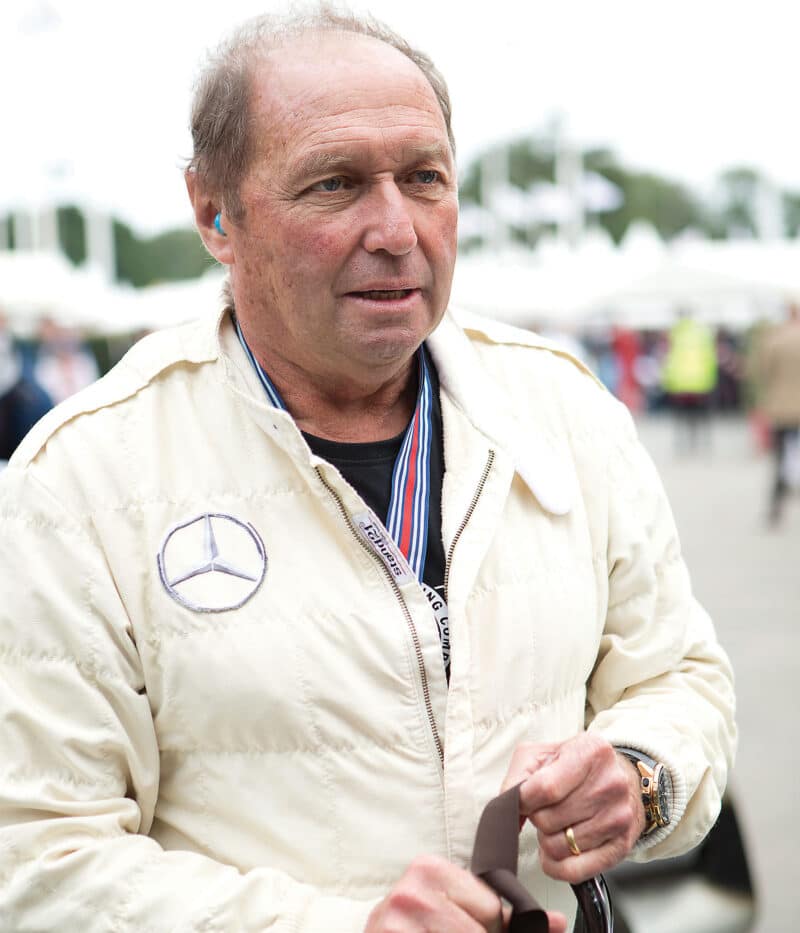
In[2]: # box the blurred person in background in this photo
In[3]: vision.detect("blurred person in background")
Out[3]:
[756,303,800,525]
[741,319,773,454]
[611,325,643,413]
[714,328,743,412]
[583,324,619,396]
[632,330,664,413]
[33,316,100,404]
[0,312,52,463]
[0,8,736,932]
[662,311,718,453]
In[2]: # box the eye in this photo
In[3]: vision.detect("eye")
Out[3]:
[310,176,348,193]
[412,170,440,184]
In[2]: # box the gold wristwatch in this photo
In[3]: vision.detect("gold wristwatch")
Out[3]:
[616,746,673,836]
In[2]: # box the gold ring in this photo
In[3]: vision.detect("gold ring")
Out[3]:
[565,826,581,857]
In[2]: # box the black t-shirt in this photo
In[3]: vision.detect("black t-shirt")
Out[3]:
[303,359,448,672]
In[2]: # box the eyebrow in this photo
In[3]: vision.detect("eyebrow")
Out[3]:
[293,143,453,181]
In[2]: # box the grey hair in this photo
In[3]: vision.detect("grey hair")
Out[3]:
[187,3,455,224]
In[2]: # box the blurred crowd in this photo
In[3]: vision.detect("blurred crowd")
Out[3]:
[576,303,800,523]
[582,315,743,420]
[0,313,99,462]
[2,305,799,522]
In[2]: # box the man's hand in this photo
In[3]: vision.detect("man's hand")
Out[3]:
[502,734,645,884]
[365,854,567,932]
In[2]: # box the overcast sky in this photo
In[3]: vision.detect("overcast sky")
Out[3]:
[4,0,799,233]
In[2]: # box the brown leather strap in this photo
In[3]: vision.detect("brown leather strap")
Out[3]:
[471,784,614,933]
[471,784,549,932]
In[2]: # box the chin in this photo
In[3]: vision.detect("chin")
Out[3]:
[364,322,433,360]
[362,340,419,368]
[368,309,443,354]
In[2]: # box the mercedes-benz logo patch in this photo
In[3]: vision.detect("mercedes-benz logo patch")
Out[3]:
[157,512,266,612]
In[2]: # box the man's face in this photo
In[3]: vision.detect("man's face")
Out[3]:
[225,33,458,386]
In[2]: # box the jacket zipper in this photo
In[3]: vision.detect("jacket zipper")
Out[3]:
[444,450,495,602]
[315,466,445,767]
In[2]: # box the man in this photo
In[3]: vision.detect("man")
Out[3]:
[0,311,53,462]
[661,311,718,454]
[0,9,735,932]
[756,303,800,524]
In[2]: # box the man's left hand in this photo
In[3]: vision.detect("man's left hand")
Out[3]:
[501,734,645,884]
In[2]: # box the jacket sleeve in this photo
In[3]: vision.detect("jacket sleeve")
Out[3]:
[0,465,378,932]
[583,399,737,860]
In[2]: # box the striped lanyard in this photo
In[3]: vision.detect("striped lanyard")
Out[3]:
[234,315,433,579]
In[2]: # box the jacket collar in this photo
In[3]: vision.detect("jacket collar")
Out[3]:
[214,305,575,515]
[427,310,575,516]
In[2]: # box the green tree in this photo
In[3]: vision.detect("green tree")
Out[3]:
[459,137,554,205]
[114,222,215,287]
[584,149,710,242]
[783,191,800,237]
[459,140,712,244]
[3,215,18,248]
[507,138,555,191]
[713,167,760,237]
[57,205,87,265]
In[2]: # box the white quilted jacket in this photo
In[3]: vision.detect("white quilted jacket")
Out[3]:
[0,308,736,931]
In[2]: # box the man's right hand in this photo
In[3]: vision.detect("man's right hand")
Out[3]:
[365,854,567,932]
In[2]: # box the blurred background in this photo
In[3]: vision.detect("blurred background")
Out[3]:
[2,1,798,929]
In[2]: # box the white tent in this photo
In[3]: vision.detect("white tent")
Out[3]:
[3,232,799,338]
[451,236,633,327]
[452,232,799,330]
[0,251,226,336]
[111,270,227,334]
[0,251,132,333]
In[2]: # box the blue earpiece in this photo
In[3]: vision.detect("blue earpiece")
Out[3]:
[214,212,226,236]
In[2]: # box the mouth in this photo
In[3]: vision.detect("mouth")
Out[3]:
[347,288,419,301]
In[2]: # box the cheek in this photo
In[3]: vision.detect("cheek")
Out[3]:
[427,200,459,259]
[443,201,460,247]
[251,208,350,281]
[242,228,339,296]
[288,221,352,270]
[430,233,458,286]
[240,192,349,276]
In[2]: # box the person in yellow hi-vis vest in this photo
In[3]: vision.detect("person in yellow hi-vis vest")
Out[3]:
[662,312,719,453]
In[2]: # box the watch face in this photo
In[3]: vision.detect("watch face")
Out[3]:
[657,767,671,825]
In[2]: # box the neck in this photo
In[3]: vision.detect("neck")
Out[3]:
[282,364,418,442]
[253,348,419,443]
[232,309,424,442]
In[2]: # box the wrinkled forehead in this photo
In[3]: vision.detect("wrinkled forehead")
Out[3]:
[248,32,449,148]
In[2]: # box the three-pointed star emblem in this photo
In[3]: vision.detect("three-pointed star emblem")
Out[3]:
[157,512,266,612]
[168,514,260,586]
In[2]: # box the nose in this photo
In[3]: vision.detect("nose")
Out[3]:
[361,181,418,256]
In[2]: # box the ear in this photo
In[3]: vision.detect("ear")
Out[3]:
[185,170,234,265]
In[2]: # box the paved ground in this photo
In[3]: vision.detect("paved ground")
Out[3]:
[635,414,798,933]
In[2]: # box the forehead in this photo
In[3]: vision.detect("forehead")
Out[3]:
[248,33,450,162]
